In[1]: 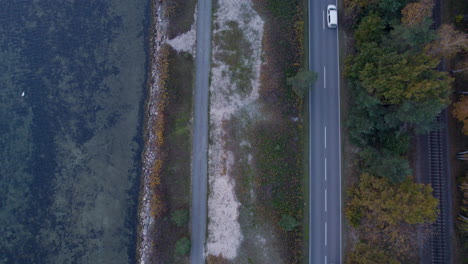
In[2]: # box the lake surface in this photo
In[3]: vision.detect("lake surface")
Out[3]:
[0,1,148,263]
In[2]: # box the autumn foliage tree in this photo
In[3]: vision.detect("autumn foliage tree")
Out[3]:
[425,24,468,59]
[346,173,439,259]
[359,51,452,105]
[453,96,468,135]
[401,0,433,26]
[346,173,439,226]
[347,242,401,264]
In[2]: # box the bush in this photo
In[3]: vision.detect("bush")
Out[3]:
[286,70,318,98]
[171,209,189,227]
[175,237,190,256]
[279,214,299,231]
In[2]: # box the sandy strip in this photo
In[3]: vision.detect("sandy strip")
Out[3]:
[206,0,264,259]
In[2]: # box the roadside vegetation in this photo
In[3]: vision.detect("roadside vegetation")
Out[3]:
[144,0,196,263]
[342,0,467,261]
[251,0,306,262]
[155,46,194,263]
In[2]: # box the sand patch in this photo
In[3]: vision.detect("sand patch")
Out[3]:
[206,0,264,260]
[166,7,197,54]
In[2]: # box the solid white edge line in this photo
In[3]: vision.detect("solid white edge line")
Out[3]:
[308,0,312,262]
[322,10,325,30]
[335,2,343,263]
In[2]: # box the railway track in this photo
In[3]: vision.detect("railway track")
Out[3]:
[427,113,450,264]
[426,0,453,262]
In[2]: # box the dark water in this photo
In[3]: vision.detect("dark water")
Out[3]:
[0,1,148,263]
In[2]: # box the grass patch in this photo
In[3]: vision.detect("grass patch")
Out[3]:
[157,47,194,263]
[250,118,304,263]
[249,0,305,262]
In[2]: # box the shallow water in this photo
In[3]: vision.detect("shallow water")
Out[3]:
[0,1,148,263]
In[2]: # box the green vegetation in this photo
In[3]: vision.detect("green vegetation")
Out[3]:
[345,0,452,181]
[250,0,305,262]
[286,70,318,98]
[175,237,191,256]
[171,209,189,227]
[341,0,467,260]
[279,214,299,231]
[157,47,194,262]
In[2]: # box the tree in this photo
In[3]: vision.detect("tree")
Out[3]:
[425,24,468,59]
[279,214,299,231]
[359,52,452,105]
[287,70,318,98]
[452,96,468,135]
[171,209,189,227]
[359,148,412,183]
[347,242,401,264]
[175,237,190,256]
[346,173,439,226]
[354,12,385,48]
[384,18,436,54]
[401,0,433,26]
[380,132,410,154]
[385,98,446,133]
[377,0,407,22]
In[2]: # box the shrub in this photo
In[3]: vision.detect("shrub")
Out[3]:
[175,237,190,256]
[279,214,299,231]
[286,70,318,98]
[171,209,189,227]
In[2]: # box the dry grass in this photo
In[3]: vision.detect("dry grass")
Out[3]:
[139,0,196,263]
[155,47,194,264]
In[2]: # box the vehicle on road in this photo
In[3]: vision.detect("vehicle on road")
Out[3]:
[327,5,337,28]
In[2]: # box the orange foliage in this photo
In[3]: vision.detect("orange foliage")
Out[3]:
[148,44,171,220]
[401,0,433,26]
[453,95,468,135]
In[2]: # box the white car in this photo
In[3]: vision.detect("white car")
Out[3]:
[327,5,338,28]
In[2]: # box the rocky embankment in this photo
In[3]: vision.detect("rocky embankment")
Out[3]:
[136,0,169,263]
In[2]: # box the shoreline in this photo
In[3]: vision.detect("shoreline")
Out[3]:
[136,0,169,263]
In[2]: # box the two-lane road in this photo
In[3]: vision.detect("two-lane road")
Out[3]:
[309,0,342,263]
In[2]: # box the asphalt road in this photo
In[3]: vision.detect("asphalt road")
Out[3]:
[190,0,212,263]
[308,0,342,263]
